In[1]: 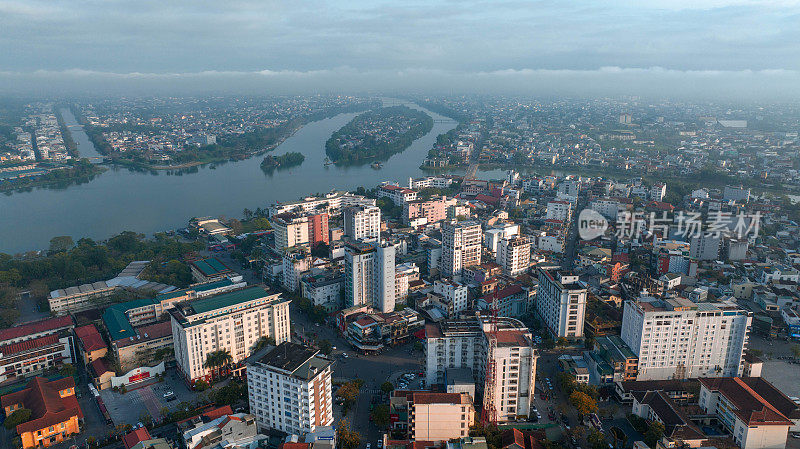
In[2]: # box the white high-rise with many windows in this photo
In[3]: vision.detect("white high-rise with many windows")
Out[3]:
[621,296,751,381]
[440,221,482,277]
[343,205,381,242]
[344,241,396,312]
[247,342,333,436]
[424,317,537,423]
[535,267,587,338]
[170,286,291,385]
[497,235,531,276]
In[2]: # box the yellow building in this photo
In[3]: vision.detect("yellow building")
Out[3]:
[1,377,83,448]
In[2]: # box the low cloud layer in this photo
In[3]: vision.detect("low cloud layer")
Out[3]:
[2,0,799,98]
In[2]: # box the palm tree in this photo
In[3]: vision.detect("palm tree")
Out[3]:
[204,349,233,380]
[250,336,275,352]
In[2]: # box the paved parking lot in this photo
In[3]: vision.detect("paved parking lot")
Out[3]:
[99,368,200,426]
[748,335,800,398]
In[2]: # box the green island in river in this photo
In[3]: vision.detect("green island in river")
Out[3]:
[325,105,433,164]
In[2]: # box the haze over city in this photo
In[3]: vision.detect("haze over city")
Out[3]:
[2,0,800,98]
[1,4,800,449]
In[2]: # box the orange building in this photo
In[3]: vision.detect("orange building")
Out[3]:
[1,377,83,448]
[74,324,108,366]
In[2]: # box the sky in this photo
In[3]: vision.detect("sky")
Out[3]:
[2,0,800,98]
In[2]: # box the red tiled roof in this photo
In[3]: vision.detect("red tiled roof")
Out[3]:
[0,334,60,356]
[410,392,465,405]
[475,194,500,204]
[75,324,107,352]
[90,357,113,376]
[176,405,234,425]
[699,377,796,426]
[123,428,151,449]
[482,284,523,302]
[0,377,83,435]
[281,444,311,449]
[0,316,73,343]
[115,321,172,348]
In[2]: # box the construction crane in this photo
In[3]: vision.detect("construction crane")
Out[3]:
[481,294,499,427]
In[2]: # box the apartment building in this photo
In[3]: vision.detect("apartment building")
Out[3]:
[535,268,587,338]
[403,197,450,227]
[424,317,537,422]
[698,377,799,449]
[378,184,418,206]
[247,342,333,436]
[307,212,330,247]
[170,287,291,384]
[272,213,310,250]
[621,296,751,381]
[546,201,572,222]
[432,280,469,317]
[282,247,312,292]
[390,391,475,441]
[343,205,381,242]
[344,241,396,313]
[441,221,482,277]
[484,223,520,256]
[496,236,531,277]
[395,263,420,302]
[182,412,258,449]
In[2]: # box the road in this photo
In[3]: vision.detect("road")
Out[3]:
[563,193,587,270]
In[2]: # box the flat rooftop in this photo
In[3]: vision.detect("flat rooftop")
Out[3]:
[253,341,331,380]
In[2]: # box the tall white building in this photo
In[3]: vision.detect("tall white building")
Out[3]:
[282,248,312,292]
[170,286,291,384]
[621,296,752,381]
[484,223,520,255]
[272,213,309,250]
[424,317,537,423]
[535,268,587,338]
[440,221,482,277]
[557,181,580,203]
[496,236,531,277]
[343,205,381,242]
[344,241,396,312]
[247,342,333,436]
[546,201,572,222]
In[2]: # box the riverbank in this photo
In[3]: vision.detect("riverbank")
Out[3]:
[0,161,106,193]
[0,100,458,254]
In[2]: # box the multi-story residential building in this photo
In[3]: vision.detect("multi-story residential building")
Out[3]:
[344,241,396,312]
[484,223,520,255]
[698,377,799,449]
[441,221,482,277]
[301,271,343,312]
[429,279,469,317]
[535,268,587,339]
[496,236,530,277]
[74,324,107,367]
[1,377,82,449]
[649,183,666,202]
[478,285,532,318]
[408,176,454,190]
[545,201,572,222]
[170,287,291,384]
[390,391,475,441]
[723,185,751,203]
[589,199,623,221]
[425,317,537,423]
[247,342,333,436]
[395,262,420,302]
[557,181,580,202]
[272,213,311,250]
[403,197,450,227]
[378,184,417,206]
[343,205,381,242]
[282,247,312,292]
[585,335,639,383]
[689,234,721,261]
[306,212,330,247]
[621,296,751,381]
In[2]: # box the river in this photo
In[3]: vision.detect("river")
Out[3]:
[0,101,457,254]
